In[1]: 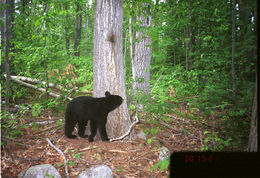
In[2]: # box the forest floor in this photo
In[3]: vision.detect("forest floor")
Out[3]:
[1,101,207,178]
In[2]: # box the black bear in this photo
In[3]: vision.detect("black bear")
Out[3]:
[65,91,123,142]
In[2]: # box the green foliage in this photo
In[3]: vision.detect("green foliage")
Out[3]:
[56,120,63,126]
[202,131,232,151]
[147,137,157,144]
[31,103,43,117]
[68,160,76,166]
[58,163,64,168]
[68,148,78,153]
[151,158,170,172]
[44,173,54,178]
[72,152,83,159]
[0,111,25,146]
[31,122,39,131]
[145,128,158,135]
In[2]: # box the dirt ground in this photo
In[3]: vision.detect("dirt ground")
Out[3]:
[1,107,205,178]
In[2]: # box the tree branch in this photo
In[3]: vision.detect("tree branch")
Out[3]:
[151,75,163,93]
[109,111,139,142]
[46,138,69,178]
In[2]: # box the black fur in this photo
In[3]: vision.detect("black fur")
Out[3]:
[65,91,123,142]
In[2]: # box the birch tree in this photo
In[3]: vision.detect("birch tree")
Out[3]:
[93,0,134,139]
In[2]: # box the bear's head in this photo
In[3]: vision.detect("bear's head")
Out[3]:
[105,91,123,111]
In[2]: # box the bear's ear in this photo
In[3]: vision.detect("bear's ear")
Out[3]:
[105,91,111,97]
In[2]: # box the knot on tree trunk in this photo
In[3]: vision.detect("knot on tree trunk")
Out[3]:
[107,31,116,43]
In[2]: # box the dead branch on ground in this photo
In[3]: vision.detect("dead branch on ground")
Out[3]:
[109,111,139,142]
[46,138,69,178]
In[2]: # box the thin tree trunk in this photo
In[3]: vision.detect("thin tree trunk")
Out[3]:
[185,27,189,72]
[64,1,70,56]
[129,12,135,92]
[132,3,151,95]
[93,0,134,140]
[5,7,10,109]
[188,1,194,67]
[123,29,127,70]
[74,1,82,56]
[4,0,14,109]
[248,74,257,152]
[231,0,237,102]
[85,3,89,56]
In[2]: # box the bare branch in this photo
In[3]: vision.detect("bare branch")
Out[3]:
[46,138,69,178]
[109,111,139,142]
[151,75,163,93]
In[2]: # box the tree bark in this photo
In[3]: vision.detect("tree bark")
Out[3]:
[132,3,151,95]
[93,0,134,140]
[248,75,257,152]
[73,1,82,56]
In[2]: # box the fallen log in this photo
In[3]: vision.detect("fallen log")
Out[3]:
[4,74,72,100]
[8,75,69,91]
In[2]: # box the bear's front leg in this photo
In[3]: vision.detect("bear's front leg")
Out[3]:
[98,124,109,142]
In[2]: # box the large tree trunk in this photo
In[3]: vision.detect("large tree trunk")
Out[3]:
[132,3,151,95]
[93,0,134,140]
[248,75,257,152]
[73,1,82,56]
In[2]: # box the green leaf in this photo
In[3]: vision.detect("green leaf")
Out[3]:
[58,163,64,168]
[151,162,160,171]
[204,131,210,135]
[151,159,170,172]
[147,138,153,144]
[147,137,157,144]
[160,159,170,171]
[218,145,224,150]
[73,152,83,159]
[150,128,158,135]
[31,110,38,117]
[56,120,63,126]
[68,160,75,166]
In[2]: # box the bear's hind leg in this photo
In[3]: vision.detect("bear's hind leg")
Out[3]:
[88,121,97,142]
[78,120,88,138]
[65,121,77,139]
